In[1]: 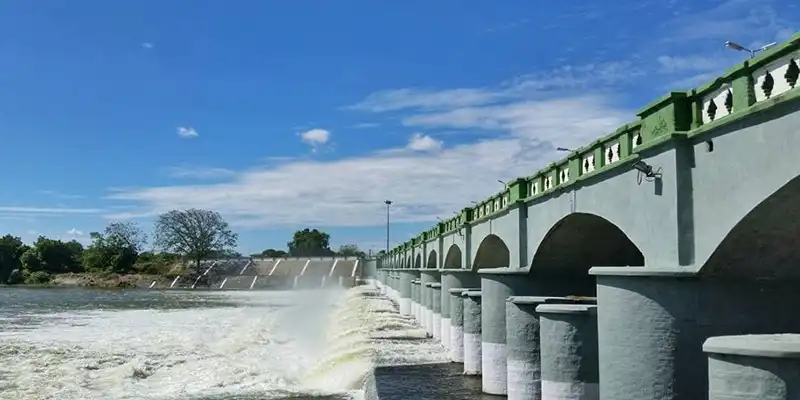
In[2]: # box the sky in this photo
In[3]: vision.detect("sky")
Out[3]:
[0,0,797,256]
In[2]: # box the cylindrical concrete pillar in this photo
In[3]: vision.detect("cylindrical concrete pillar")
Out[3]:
[399,271,414,316]
[704,334,800,400]
[419,271,440,336]
[424,282,434,335]
[442,270,481,357]
[449,288,474,363]
[411,280,419,322]
[506,296,569,400]
[479,270,533,395]
[588,268,800,400]
[463,290,483,375]
[537,303,599,400]
[431,283,442,341]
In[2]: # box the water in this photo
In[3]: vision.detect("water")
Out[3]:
[0,285,498,400]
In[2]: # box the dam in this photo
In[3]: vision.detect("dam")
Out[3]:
[153,257,363,290]
[377,32,800,399]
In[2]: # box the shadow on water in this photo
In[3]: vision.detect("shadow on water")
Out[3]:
[371,362,506,400]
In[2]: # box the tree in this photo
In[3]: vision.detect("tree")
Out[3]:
[0,234,27,283]
[153,209,238,268]
[287,228,333,257]
[337,244,366,259]
[82,222,146,273]
[29,236,83,273]
[260,248,288,258]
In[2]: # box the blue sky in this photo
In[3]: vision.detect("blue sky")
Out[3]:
[0,0,797,255]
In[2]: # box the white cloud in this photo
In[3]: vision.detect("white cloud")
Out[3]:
[141,42,154,50]
[66,228,84,236]
[407,133,443,152]
[177,126,199,138]
[299,128,331,152]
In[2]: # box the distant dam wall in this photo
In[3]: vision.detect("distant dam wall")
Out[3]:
[150,257,363,290]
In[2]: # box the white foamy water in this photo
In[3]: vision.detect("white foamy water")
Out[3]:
[0,283,450,400]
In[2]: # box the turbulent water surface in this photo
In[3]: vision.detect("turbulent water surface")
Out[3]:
[0,285,498,400]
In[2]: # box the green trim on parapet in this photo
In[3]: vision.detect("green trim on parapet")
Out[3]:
[382,31,800,259]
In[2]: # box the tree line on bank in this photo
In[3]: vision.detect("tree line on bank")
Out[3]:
[0,209,368,285]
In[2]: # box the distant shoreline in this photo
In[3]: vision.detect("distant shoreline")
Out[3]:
[3,272,174,289]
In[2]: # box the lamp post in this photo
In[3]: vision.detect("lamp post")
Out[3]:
[725,40,776,59]
[384,200,392,253]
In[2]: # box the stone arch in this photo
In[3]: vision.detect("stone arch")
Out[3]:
[531,212,644,277]
[405,255,411,269]
[426,250,438,269]
[414,253,422,269]
[471,234,510,271]
[443,244,463,269]
[700,174,800,279]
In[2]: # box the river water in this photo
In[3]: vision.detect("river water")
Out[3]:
[0,284,497,400]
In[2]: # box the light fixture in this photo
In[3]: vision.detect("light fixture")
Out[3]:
[725,40,777,59]
[632,160,657,178]
[556,147,574,152]
[497,179,507,186]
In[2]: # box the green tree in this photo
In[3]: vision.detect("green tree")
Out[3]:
[82,222,146,273]
[260,248,288,258]
[287,229,333,257]
[153,209,238,268]
[30,236,83,273]
[0,234,27,283]
[337,244,366,258]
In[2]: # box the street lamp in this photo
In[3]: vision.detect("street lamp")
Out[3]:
[497,179,507,186]
[384,200,392,253]
[725,40,777,59]
[556,147,574,152]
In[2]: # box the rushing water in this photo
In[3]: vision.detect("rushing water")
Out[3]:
[0,284,497,400]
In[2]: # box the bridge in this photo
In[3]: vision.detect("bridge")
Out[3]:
[377,32,800,399]
[150,257,362,290]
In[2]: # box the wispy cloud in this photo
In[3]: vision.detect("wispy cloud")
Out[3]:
[177,126,199,138]
[661,0,794,45]
[38,190,83,200]
[352,122,381,129]
[0,206,104,214]
[165,166,237,180]
[141,42,154,50]
[107,94,627,228]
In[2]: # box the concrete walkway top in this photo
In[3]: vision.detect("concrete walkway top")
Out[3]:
[703,334,800,358]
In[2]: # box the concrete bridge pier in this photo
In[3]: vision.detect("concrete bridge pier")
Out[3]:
[589,267,800,400]
[463,290,483,375]
[411,280,420,322]
[449,288,472,363]
[420,270,440,336]
[537,303,599,400]
[423,282,434,335]
[506,296,568,400]
[399,270,416,316]
[441,269,481,354]
[479,270,538,395]
[431,283,443,340]
[704,334,800,400]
